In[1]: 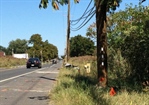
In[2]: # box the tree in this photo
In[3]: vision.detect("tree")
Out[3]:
[28,34,43,58]
[29,34,43,46]
[39,0,79,9]
[86,22,96,42]
[70,35,94,57]
[0,45,7,52]
[37,40,58,61]
[95,0,122,87]
[7,39,28,55]
[27,34,58,61]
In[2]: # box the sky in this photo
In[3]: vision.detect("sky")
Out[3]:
[0,0,148,56]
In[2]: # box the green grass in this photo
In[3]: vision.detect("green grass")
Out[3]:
[49,56,149,105]
[108,91,149,105]
[49,68,98,105]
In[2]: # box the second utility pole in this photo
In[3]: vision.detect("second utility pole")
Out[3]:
[66,0,70,62]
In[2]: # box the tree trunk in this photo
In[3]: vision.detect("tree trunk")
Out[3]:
[96,1,108,87]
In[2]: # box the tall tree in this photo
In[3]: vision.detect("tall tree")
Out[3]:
[7,39,28,55]
[95,0,122,87]
[28,34,43,58]
[27,34,58,61]
[70,35,94,57]
[42,40,58,61]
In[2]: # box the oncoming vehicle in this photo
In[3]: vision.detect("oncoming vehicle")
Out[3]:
[26,58,42,68]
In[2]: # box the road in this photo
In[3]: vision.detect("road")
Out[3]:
[0,61,62,105]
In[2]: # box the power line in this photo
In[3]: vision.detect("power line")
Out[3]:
[70,0,95,31]
[71,6,95,25]
[71,0,93,23]
[70,10,95,31]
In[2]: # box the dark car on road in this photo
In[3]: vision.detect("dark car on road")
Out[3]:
[52,59,57,64]
[26,58,42,68]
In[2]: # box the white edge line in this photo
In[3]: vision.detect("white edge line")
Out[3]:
[0,68,46,83]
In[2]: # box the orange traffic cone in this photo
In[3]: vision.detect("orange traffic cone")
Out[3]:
[110,87,116,96]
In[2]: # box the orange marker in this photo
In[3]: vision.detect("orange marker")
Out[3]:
[110,87,116,96]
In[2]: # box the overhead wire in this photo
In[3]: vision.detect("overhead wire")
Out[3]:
[70,0,95,31]
[71,6,95,26]
[71,10,95,31]
[70,0,93,23]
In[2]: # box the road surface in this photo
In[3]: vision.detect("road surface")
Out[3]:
[0,61,62,105]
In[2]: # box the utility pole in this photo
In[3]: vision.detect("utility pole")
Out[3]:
[66,0,70,62]
[12,49,14,56]
[40,50,43,63]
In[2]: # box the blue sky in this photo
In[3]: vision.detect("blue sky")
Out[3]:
[0,0,148,56]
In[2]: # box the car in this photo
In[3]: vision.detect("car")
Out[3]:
[26,58,42,68]
[52,59,57,64]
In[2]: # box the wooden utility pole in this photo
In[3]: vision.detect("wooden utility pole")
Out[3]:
[96,0,108,87]
[66,0,70,62]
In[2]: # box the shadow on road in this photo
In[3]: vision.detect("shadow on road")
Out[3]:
[39,76,57,81]
[29,96,50,100]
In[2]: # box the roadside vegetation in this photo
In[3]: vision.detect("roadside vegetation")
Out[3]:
[49,56,149,105]
[0,56,26,68]
[49,4,149,105]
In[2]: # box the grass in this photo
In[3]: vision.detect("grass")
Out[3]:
[49,68,98,105]
[0,56,26,68]
[49,56,149,105]
[108,91,149,105]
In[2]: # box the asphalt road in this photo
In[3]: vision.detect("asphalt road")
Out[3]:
[0,63,53,82]
[0,61,62,105]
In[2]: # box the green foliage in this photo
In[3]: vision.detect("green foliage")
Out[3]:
[108,4,149,85]
[108,48,133,88]
[86,23,96,42]
[39,0,79,10]
[28,34,43,58]
[107,0,122,12]
[0,46,7,54]
[39,0,49,8]
[42,40,58,60]
[50,65,102,105]
[27,34,58,61]
[121,33,149,82]
[70,35,95,57]
[7,39,28,55]
[50,56,149,105]
[29,34,42,45]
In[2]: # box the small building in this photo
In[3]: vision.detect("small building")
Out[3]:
[0,51,5,57]
[13,53,28,59]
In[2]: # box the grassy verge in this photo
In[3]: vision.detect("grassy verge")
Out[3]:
[49,68,102,105]
[49,56,149,105]
[0,56,26,68]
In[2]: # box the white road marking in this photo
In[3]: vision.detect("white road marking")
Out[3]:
[36,71,59,73]
[0,68,46,83]
[50,64,55,68]
[12,88,50,93]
